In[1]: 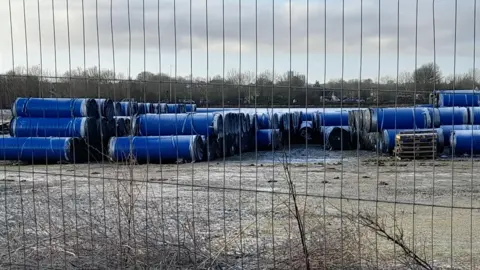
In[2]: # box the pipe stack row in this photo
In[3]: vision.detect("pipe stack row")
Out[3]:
[1,98,198,164]
[431,89,480,107]
[110,111,284,163]
[119,101,196,116]
[3,97,114,163]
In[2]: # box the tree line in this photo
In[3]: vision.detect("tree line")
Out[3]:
[0,62,478,109]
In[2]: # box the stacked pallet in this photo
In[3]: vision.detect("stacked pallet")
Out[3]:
[394,130,437,160]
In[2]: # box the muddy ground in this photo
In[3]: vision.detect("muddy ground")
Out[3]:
[1,146,480,268]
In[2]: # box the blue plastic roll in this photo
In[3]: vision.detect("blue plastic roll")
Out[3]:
[319,110,349,127]
[134,113,223,137]
[468,107,480,124]
[200,136,217,161]
[137,103,154,114]
[112,117,127,136]
[438,92,480,107]
[152,103,160,114]
[96,117,110,140]
[113,116,133,135]
[301,112,320,131]
[292,111,303,133]
[381,128,444,153]
[256,113,276,129]
[94,99,115,119]
[435,89,480,94]
[245,114,251,133]
[10,117,98,140]
[374,108,432,131]
[241,133,250,152]
[195,108,234,113]
[114,102,122,116]
[256,129,281,150]
[278,113,291,132]
[0,137,77,163]
[436,107,468,126]
[185,103,197,112]
[299,121,313,141]
[119,101,139,116]
[322,126,352,150]
[450,130,480,155]
[108,135,204,163]
[439,125,480,146]
[137,103,146,114]
[12,97,99,118]
[166,104,186,113]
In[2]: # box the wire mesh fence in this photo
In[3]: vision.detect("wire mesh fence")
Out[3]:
[0,0,479,269]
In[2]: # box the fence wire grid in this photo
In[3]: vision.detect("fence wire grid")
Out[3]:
[1,0,479,269]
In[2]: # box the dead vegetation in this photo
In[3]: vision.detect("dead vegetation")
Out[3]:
[0,157,448,269]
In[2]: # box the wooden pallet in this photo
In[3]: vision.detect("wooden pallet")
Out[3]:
[394,131,437,160]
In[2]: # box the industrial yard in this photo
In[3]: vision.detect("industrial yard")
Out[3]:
[2,91,480,268]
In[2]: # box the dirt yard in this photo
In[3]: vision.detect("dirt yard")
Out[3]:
[1,145,480,268]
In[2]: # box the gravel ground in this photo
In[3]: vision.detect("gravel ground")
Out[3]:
[1,145,480,268]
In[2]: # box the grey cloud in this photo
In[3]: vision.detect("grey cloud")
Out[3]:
[1,0,479,57]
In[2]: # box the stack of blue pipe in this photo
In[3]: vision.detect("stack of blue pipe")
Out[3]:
[2,97,119,163]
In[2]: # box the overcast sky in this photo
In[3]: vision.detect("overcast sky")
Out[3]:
[0,0,478,82]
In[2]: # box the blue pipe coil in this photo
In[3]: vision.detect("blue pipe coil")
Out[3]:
[241,133,250,152]
[114,102,122,116]
[292,111,303,133]
[166,104,186,113]
[467,107,480,124]
[450,130,480,155]
[119,101,139,116]
[322,126,352,150]
[222,113,232,135]
[152,103,160,114]
[0,137,78,163]
[255,113,270,129]
[112,117,127,137]
[438,125,480,146]
[196,108,235,113]
[185,104,197,112]
[301,112,320,131]
[134,113,223,137]
[113,116,133,135]
[380,128,444,154]
[137,103,146,114]
[435,89,480,94]
[426,108,441,128]
[319,110,349,127]
[224,135,236,156]
[373,108,432,131]
[96,117,110,140]
[200,136,217,161]
[245,114,251,133]
[94,99,115,119]
[10,117,98,140]
[137,103,154,114]
[256,129,281,150]
[12,97,99,118]
[436,107,469,126]
[109,135,204,163]
[438,92,480,107]
[278,113,291,132]
[300,121,314,141]
[153,103,168,114]
[146,103,154,113]
[240,113,248,134]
